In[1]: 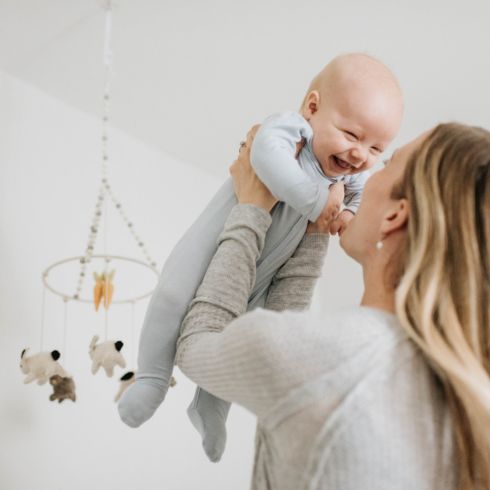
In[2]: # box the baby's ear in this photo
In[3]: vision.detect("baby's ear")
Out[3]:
[302,90,320,119]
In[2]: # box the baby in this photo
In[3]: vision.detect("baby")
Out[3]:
[118,53,403,461]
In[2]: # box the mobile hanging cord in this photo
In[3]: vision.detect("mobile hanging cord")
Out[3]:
[103,2,112,341]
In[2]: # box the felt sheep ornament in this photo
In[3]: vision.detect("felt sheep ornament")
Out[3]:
[49,375,76,403]
[114,371,135,402]
[20,348,67,385]
[89,335,126,377]
[115,371,177,402]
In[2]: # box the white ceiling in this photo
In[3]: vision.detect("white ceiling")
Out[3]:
[1,0,490,176]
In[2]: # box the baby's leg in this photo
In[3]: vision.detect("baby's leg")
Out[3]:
[187,387,230,462]
[187,213,307,462]
[186,210,307,462]
[118,179,237,428]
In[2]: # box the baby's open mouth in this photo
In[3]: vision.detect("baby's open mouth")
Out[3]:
[332,156,352,170]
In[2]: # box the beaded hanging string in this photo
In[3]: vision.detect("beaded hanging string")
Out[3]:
[102,3,112,342]
[103,160,109,341]
[72,2,156,304]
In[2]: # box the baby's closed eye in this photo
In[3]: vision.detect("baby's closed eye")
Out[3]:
[343,130,359,141]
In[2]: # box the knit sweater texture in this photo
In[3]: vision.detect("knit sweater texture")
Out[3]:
[176,204,456,490]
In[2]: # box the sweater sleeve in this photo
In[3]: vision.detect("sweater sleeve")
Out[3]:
[175,204,328,417]
[264,233,329,311]
[250,112,329,221]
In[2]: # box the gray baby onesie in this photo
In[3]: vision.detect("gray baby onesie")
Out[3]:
[118,111,369,460]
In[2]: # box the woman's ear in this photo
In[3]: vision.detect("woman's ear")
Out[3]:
[302,91,320,119]
[380,199,409,237]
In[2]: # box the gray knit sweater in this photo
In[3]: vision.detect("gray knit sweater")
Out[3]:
[176,204,456,490]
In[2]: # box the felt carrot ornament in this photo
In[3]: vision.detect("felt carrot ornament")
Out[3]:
[103,270,115,309]
[93,270,116,311]
[93,272,104,311]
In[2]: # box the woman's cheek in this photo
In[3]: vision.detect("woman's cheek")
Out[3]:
[365,154,379,170]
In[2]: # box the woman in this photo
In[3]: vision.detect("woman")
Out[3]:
[176,123,490,490]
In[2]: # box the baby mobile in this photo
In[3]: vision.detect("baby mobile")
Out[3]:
[20,1,167,404]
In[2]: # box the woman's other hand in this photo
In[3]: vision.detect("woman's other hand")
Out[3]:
[229,125,278,212]
[306,202,342,235]
[306,216,332,234]
[328,209,354,236]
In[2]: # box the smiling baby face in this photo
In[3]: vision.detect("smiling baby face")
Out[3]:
[301,54,404,178]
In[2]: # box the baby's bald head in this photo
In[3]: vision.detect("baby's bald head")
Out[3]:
[300,54,404,178]
[303,53,403,116]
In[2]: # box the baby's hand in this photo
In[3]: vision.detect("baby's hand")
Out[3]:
[329,209,354,236]
[324,181,345,221]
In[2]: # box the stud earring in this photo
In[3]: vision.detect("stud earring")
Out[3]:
[375,240,384,250]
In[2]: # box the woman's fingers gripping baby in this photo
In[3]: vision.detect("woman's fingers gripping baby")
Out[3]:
[229,125,277,212]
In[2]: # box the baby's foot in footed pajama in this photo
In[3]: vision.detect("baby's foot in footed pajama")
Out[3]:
[118,377,169,427]
[187,388,230,463]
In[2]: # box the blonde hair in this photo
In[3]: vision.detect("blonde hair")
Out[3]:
[392,123,490,489]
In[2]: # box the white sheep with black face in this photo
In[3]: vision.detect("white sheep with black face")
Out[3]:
[115,372,177,403]
[20,348,67,385]
[114,371,135,402]
[89,335,126,377]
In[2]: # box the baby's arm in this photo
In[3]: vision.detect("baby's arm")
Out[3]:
[250,112,328,222]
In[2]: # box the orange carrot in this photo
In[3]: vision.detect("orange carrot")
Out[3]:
[103,270,115,310]
[93,272,103,311]
[104,282,114,309]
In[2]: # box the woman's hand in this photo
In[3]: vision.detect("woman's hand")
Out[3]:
[306,182,344,234]
[306,201,341,234]
[306,215,332,234]
[229,125,278,212]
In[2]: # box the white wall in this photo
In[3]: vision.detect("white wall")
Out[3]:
[0,71,261,490]
[2,0,488,176]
